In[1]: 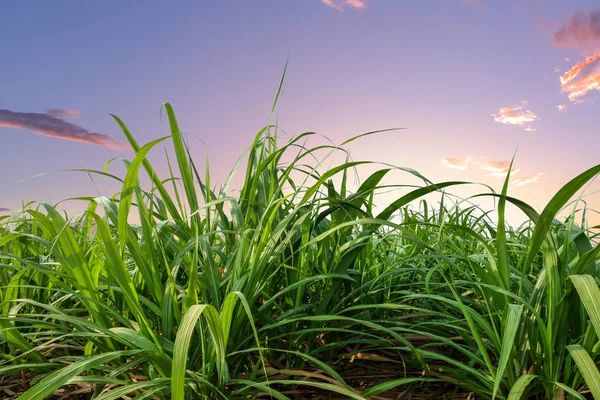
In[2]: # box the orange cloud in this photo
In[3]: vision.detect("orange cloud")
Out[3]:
[557,104,567,110]
[321,0,366,10]
[492,105,538,131]
[560,53,600,102]
[440,157,471,170]
[513,172,543,187]
[481,160,519,177]
[552,10,600,51]
[47,108,80,118]
[0,109,130,151]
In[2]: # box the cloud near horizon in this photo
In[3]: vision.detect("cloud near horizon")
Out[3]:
[513,172,543,187]
[47,108,80,119]
[560,53,600,102]
[481,160,519,177]
[321,0,366,11]
[492,105,538,131]
[0,207,9,212]
[0,109,130,151]
[552,10,600,51]
[440,157,471,170]
[440,157,540,185]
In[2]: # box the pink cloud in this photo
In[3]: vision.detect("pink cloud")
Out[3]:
[560,53,600,102]
[557,104,567,110]
[481,160,519,177]
[440,157,471,170]
[321,0,366,11]
[0,109,130,151]
[513,172,543,187]
[47,109,80,119]
[492,105,538,131]
[552,10,600,51]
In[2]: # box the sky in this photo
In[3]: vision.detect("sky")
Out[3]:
[1,0,600,226]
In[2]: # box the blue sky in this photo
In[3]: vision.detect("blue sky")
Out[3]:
[1,0,600,223]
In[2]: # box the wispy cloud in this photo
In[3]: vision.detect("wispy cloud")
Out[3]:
[513,172,543,186]
[557,104,567,110]
[492,105,538,131]
[0,109,129,151]
[481,160,519,177]
[552,10,600,51]
[560,53,600,102]
[321,0,366,11]
[47,109,80,119]
[440,157,471,170]
[440,157,539,185]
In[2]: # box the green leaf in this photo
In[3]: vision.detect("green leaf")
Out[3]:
[362,377,434,397]
[161,103,201,231]
[570,275,600,340]
[376,181,469,221]
[493,304,523,399]
[507,374,536,400]
[495,156,516,291]
[567,344,600,400]
[19,351,140,400]
[118,136,168,251]
[171,304,225,400]
[523,164,600,274]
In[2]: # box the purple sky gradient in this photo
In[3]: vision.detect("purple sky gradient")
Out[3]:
[1,1,599,224]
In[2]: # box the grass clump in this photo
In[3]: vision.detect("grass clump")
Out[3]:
[2,95,600,399]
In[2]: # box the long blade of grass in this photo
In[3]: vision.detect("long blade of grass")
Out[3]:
[493,304,523,399]
[570,274,600,339]
[523,164,600,275]
[507,374,536,400]
[567,344,600,400]
[19,350,140,400]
